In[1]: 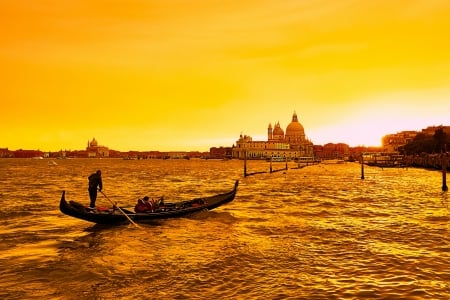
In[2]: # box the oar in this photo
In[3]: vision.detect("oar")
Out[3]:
[99,190,139,227]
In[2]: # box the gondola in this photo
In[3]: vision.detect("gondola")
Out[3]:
[60,180,238,225]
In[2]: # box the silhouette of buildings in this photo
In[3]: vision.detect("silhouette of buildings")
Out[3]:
[382,125,450,153]
[1,124,448,159]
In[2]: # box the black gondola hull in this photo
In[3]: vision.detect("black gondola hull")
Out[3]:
[60,180,238,225]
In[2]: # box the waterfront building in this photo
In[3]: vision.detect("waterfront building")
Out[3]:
[382,131,418,153]
[10,149,44,158]
[210,146,233,159]
[317,143,351,160]
[382,126,450,153]
[232,112,314,160]
[0,148,13,158]
[86,138,109,158]
[421,125,450,136]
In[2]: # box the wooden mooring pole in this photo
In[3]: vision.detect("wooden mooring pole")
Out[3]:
[442,152,448,192]
[244,150,247,177]
[361,153,365,180]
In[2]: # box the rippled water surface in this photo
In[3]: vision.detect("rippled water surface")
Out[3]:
[0,158,448,299]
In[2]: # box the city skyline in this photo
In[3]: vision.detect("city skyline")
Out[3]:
[2,1,450,151]
[2,122,446,153]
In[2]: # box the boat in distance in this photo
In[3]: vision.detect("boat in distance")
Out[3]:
[60,180,239,225]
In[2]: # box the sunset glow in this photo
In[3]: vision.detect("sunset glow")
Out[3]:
[1,1,450,151]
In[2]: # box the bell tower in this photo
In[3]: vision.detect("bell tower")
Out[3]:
[268,123,273,140]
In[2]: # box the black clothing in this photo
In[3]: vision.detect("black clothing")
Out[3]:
[88,172,103,208]
[88,188,98,208]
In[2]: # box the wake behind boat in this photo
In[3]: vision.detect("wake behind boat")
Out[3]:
[60,180,239,225]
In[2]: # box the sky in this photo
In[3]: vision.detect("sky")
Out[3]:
[1,0,450,151]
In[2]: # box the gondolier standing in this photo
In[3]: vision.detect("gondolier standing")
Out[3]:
[88,170,102,209]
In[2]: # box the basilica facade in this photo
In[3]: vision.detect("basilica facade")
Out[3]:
[232,112,314,160]
[86,138,109,158]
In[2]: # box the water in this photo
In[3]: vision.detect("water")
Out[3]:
[0,158,448,299]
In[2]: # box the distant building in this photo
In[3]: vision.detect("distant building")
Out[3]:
[86,138,109,158]
[421,125,450,136]
[210,146,232,159]
[0,148,13,158]
[165,152,189,159]
[232,112,314,160]
[12,149,44,158]
[382,125,450,153]
[316,143,351,160]
[382,131,418,153]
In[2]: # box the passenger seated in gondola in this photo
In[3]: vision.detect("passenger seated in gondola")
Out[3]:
[143,196,152,208]
[134,196,164,212]
[135,195,166,213]
[134,198,145,213]
[135,196,153,213]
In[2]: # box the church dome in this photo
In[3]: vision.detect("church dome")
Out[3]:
[90,138,98,147]
[272,122,284,136]
[285,112,305,138]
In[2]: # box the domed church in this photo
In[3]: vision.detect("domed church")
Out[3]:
[232,112,314,160]
[86,138,110,158]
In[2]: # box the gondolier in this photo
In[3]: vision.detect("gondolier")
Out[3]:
[88,170,103,209]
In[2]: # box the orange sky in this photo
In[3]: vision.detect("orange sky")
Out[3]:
[1,0,450,151]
